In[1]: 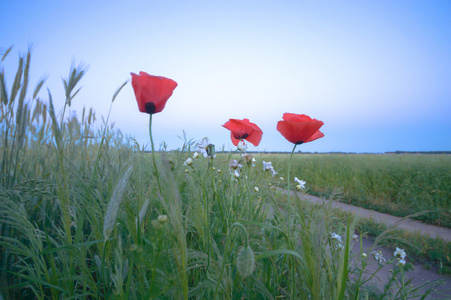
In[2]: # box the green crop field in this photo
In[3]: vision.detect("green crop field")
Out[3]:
[1,49,448,299]
[257,153,451,228]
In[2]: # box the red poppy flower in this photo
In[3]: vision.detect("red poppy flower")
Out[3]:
[277,113,324,144]
[222,118,263,147]
[130,71,177,114]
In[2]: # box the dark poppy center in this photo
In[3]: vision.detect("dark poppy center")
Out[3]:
[295,141,304,145]
[234,133,249,139]
[145,102,156,114]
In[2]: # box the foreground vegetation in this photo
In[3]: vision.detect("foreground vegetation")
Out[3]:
[0,48,446,299]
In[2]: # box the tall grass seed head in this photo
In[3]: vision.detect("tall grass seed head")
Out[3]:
[237,245,255,278]
[103,166,133,240]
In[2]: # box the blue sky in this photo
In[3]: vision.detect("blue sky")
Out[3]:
[2,1,451,152]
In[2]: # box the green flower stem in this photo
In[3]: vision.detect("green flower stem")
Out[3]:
[149,114,162,194]
[287,143,297,299]
[287,143,297,237]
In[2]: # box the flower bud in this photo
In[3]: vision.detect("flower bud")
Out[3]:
[206,144,215,158]
[157,215,168,223]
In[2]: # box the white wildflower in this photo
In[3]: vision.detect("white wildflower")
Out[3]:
[362,252,367,258]
[397,258,406,266]
[280,177,284,181]
[294,177,306,189]
[262,161,277,177]
[254,187,259,192]
[228,159,243,171]
[330,232,343,249]
[394,247,406,260]
[330,232,343,243]
[193,152,200,159]
[237,140,247,152]
[262,161,273,171]
[372,251,386,265]
[233,169,240,178]
[183,157,193,166]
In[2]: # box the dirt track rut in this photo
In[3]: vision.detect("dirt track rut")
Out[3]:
[296,193,451,242]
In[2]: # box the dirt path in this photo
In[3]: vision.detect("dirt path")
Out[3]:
[297,193,451,242]
[354,235,451,299]
[293,191,451,298]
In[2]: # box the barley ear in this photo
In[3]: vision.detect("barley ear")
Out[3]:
[47,89,62,149]
[112,80,128,103]
[138,198,150,225]
[9,56,23,105]
[1,45,12,62]
[33,76,47,99]
[0,70,8,105]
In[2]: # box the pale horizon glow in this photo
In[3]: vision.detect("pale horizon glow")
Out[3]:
[1,1,450,152]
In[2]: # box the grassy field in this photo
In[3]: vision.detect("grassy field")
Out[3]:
[1,49,448,299]
[264,153,451,228]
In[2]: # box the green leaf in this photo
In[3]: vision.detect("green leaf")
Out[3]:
[255,249,302,261]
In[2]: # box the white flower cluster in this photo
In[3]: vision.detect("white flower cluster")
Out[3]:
[262,161,277,177]
[372,250,386,265]
[330,232,343,249]
[394,247,407,266]
[229,159,243,170]
[228,159,243,179]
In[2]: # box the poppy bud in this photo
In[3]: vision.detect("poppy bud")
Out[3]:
[206,144,215,158]
[237,246,255,278]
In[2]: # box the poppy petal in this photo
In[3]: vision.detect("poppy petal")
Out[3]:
[223,118,263,147]
[277,113,324,144]
[130,72,177,114]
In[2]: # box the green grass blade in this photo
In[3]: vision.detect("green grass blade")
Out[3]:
[255,249,302,261]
